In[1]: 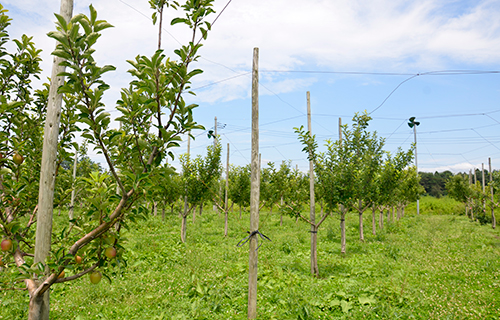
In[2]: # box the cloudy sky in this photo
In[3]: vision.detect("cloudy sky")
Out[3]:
[3,0,500,173]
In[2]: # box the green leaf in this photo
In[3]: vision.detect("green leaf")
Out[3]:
[358,295,376,305]
[54,13,68,31]
[94,21,114,32]
[340,300,352,313]
[171,17,188,25]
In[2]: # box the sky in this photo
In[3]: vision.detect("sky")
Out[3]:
[2,0,500,174]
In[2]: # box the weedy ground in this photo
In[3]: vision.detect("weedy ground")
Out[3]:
[1,196,499,319]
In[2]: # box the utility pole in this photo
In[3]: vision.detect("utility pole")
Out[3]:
[408,117,420,215]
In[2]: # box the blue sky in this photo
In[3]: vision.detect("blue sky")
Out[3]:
[3,0,500,173]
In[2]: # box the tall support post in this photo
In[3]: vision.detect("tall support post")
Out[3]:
[413,125,419,215]
[68,147,78,225]
[489,158,496,229]
[224,143,230,237]
[33,1,73,319]
[213,117,218,213]
[408,117,420,215]
[482,163,486,211]
[307,92,317,275]
[248,47,260,319]
[339,117,347,254]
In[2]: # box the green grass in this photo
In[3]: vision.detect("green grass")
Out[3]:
[1,203,500,319]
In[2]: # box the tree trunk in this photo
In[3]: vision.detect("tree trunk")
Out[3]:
[192,204,196,224]
[239,206,242,219]
[170,203,174,216]
[224,210,228,237]
[162,206,165,221]
[391,206,394,222]
[359,212,364,241]
[340,208,347,254]
[32,1,74,319]
[199,202,203,216]
[379,208,384,229]
[269,203,273,214]
[310,225,318,276]
[153,201,157,216]
[181,214,187,243]
[371,205,376,235]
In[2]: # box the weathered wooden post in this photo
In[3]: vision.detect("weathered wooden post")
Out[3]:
[248,47,260,319]
[489,158,496,229]
[307,92,318,275]
[33,1,73,319]
[224,143,230,237]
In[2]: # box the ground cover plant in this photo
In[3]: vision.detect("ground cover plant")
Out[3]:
[2,203,499,319]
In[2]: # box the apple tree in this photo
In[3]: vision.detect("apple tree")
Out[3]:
[0,1,215,319]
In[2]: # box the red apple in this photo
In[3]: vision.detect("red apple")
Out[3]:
[57,270,65,279]
[104,247,116,259]
[89,271,102,284]
[13,153,24,165]
[75,255,83,264]
[1,239,12,251]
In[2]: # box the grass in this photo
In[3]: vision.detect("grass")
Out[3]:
[1,201,500,319]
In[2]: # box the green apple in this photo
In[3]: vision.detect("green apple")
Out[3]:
[104,247,116,259]
[89,271,102,284]
[13,153,24,165]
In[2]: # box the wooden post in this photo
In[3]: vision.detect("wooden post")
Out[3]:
[482,163,486,211]
[489,158,496,229]
[214,117,218,213]
[33,1,73,319]
[248,47,260,319]
[68,147,78,225]
[307,91,318,276]
[224,143,229,237]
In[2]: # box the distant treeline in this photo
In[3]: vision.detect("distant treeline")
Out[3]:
[419,169,496,198]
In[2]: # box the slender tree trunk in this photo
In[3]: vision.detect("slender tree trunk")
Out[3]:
[162,206,165,221]
[192,204,197,223]
[170,203,174,216]
[359,212,364,241]
[357,200,364,241]
[372,205,376,235]
[224,211,228,237]
[32,1,73,319]
[340,207,347,254]
[379,208,384,229]
[239,206,242,219]
[269,203,273,215]
[310,225,318,275]
[181,214,187,242]
[391,206,394,222]
[182,198,188,242]
[153,201,157,216]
